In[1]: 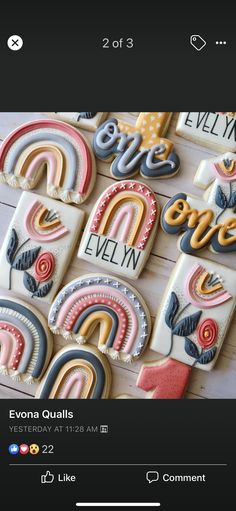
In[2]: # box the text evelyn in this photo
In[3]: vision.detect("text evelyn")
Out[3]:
[84,233,141,270]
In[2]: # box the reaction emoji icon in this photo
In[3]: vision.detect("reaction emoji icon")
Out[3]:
[0,191,84,303]
[36,344,112,399]
[0,119,96,204]
[48,274,151,363]
[30,444,40,455]
[0,296,53,383]
[176,112,236,152]
[20,444,29,455]
[93,113,180,180]
[78,180,160,279]
[137,254,236,399]
[9,444,19,455]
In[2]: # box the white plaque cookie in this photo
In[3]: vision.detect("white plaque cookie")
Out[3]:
[47,112,108,131]
[176,112,236,152]
[150,253,236,371]
[78,180,160,279]
[0,191,84,303]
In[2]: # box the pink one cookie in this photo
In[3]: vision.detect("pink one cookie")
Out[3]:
[137,359,192,399]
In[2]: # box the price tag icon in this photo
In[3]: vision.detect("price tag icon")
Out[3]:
[190,34,206,51]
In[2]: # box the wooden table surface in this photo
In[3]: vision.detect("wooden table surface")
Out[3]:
[0,112,235,400]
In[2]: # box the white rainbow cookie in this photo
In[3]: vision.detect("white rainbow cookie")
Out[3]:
[36,344,111,399]
[176,112,236,152]
[0,296,53,383]
[0,191,84,304]
[0,119,96,204]
[194,152,236,225]
[93,113,180,180]
[47,112,108,131]
[48,274,151,363]
[78,180,159,279]
[150,253,236,371]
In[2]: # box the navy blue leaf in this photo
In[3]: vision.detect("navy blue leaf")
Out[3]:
[184,337,199,359]
[172,311,202,337]
[215,186,227,209]
[165,292,179,328]
[12,247,41,271]
[33,281,53,298]
[23,272,37,293]
[198,347,217,365]
[228,191,236,208]
[6,229,18,264]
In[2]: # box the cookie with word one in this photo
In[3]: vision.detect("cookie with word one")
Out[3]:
[0,192,84,304]
[176,112,236,152]
[193,152,236,226]
[93,113,180,180]
[0,296,53,383]
[78,180,159,279]
[150,253,236,371]
[36,344,111,399]
[47,112,108,131]
[48,274,151,363]
[161,188,236,254]
[0,119,96,204]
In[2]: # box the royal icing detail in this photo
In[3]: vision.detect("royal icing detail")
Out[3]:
[176,112,236,152]
[161,191,236,254]
[0,191,84,303]
[0,119,96,204]
[193,153,236,228]
[36,344,111,399]
[48,274,151,363]
[93,113,180,180]
[78,180,159,279]
[150,254,236,371]
[0,296,53,383]
[137,358,192,399]
[48,112,108,131]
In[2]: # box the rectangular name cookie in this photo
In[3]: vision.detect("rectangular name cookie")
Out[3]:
[0,191,84,304]
[47,112,108,131]
[176,112,236,152]
[150,253,236,371]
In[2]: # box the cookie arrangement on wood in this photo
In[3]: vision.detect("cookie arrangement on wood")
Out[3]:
[0,111,236,399]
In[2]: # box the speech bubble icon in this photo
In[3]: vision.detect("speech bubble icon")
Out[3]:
[146,471,159,483]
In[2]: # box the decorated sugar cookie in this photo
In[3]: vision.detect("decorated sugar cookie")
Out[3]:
[0,119,96,204]
[48,274,151,363]
[36,344,111,399]
[48,112,108,131]
[78,180,159,279]
[93,113,180,180]
[137,358,191,399]
[0,296,53,383]
[161,188,236,254]
[176,112,236,152]
[0,192,84,303]
[194,152,236,226]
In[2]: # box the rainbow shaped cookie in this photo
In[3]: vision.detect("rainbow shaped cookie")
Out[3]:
[0,119,96,204]
[48,274,151,363]
[0,191,84,303]
[78,180,159,279]
[0,296,53,383]
[36,344,111,399]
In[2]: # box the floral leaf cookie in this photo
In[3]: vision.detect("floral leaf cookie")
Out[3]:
[0,119,96,204]
[48,112,108,131]
[48,274,151,363]
[93,113,180,180]
[78,180,159,279]
[0,191,84,303]
[36,344,111,399]
[137,254,236,398]
[0,296,53,383]
[176,112,236,152]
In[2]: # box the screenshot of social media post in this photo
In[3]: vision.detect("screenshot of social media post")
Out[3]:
[0,5,236,509]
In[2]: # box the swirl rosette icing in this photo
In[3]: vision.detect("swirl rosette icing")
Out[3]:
[197,318,218,349]
[35,252,55,282]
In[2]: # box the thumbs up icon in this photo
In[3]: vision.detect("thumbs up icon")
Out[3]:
[41,471,54,484]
